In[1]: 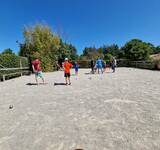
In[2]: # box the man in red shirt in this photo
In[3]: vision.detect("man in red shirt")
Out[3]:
[63,58,73,85]
[32,58,45,84]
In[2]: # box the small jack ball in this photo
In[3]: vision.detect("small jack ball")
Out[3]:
[9,105,13,109]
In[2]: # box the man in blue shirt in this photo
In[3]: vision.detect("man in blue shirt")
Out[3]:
[96,58,103,74]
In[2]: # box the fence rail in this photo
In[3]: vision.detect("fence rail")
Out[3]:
[1,70,31,82]
[117,59,156,70]
[0,67,29,71]
[76,59,157,70]
[0,56,31,81]
[0,67,31,81]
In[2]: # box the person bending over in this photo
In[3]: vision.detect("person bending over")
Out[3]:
[32,58,45,85]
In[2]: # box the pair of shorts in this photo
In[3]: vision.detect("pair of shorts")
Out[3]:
[97,65,102,69]
[35,71,43,78]
[75,68,78,72]
[64,73,70,77]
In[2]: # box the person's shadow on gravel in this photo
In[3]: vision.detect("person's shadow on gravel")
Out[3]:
[54,82,67,86]
[85,72,95,75]
[26,83,47,86]
[26,83,38,86]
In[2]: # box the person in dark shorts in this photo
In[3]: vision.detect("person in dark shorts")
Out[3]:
[91,59,94,74]
[63,58,73,85]
[111,57,117,73]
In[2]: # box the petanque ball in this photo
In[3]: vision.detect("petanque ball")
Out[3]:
[9,105,13,109]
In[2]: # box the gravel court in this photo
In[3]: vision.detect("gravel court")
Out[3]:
[0,68,160,150]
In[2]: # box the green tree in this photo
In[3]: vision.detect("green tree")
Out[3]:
[0,50,20,68]
[82,47,102,60]
[122,39,153,60]
[68,44,78,61]
[19,24,61,71]
[97,47,104,58]
[83,47,96,59]
[19,24,78,71]
[153,46,160,54]
[102,44,120,58]
[57,40,78,61]
[2,48,15,55]
[147,43,156,55]
[104,53,113,64]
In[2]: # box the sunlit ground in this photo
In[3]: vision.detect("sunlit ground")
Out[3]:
[0,68,160,150]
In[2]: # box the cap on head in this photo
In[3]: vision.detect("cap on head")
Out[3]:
[65,58,68,61]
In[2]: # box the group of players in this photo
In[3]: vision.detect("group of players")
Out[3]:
[91,57,117,74]
[31,57,117,85]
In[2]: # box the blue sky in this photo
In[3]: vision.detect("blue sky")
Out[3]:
[0,0,160,54]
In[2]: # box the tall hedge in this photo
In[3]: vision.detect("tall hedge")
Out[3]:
[0,54,29,68]
[0,54,29,79]
[0,54,20,68]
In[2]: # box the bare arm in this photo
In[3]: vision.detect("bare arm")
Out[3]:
[32,65,35,72]
[62,63,65,70]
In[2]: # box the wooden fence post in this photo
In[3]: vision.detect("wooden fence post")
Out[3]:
[136,61,137,68]
[20,58,23,76]
[3,75,5,81]
[143,61,145,68]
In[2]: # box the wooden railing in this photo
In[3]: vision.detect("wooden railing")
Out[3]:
[0,56,31,81]
[117,59,156,69]
[0,67,31,81]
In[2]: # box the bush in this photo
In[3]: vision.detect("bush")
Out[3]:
[0,54,29,80]
[77,60,91,68]
[122,39,153,61]
[0,54,29,68]
[116,59,129,67]
[104,53,113,64]
[0,54,20,68]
